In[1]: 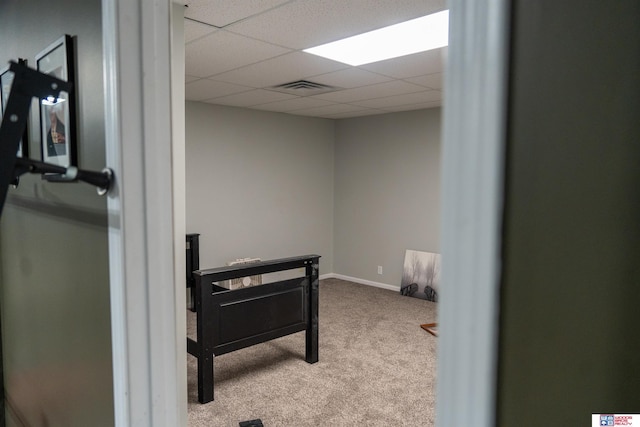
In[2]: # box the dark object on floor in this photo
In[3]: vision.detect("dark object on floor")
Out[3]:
[239,419,264,427]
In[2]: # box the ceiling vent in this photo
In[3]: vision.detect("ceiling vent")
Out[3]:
[269,80,340,96]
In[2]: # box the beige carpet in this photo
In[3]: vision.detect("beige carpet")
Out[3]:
[187,278,438,426]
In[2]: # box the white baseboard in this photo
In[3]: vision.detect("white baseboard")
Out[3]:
[320,273,400,292]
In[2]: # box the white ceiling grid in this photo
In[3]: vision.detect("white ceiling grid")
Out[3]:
[184,0,447,118]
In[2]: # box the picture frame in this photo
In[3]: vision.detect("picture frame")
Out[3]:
[36,35,77,168]
[0,59,29,158]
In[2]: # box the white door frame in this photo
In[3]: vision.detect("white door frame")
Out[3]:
[170,2,188,427]
[102,1,185,426]
[436,0,510,426]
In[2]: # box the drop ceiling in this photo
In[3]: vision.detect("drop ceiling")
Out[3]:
[184,0,447,119]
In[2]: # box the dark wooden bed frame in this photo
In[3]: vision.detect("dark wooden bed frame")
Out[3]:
[186,234,320,404]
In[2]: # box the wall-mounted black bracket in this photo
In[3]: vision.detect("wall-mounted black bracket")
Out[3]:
[0,61,114,217]
[12,158,113,195]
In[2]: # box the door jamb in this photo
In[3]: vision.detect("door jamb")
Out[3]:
[102,1,184,425]
[436,1,510,426]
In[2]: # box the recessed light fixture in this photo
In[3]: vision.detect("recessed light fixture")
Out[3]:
[303,10,449,66]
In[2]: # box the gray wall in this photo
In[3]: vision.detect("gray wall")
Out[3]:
[185,102,335,276]
[497,0,640,425]
[334,109,441,287]
[0,1,113,426]
[185,104,441,287]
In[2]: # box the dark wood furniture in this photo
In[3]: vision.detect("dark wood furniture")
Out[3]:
[185,233,200,312]
[186,236,320,404]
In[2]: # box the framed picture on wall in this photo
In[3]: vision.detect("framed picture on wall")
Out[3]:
[0,59,29,158]
[36,35,77,168]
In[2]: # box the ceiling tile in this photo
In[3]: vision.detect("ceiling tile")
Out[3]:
[310,68,393,89]
[182,0,449,118]
[380,101,441,112]
[255,97,335,113]
[312,80,425,103]
[204,89,297,107]
[324,108,387,119]
[184,0,292,27]
[211,51,348,88]
[291,103,374,117]
[351,90,441,108]
[185,78,252,101]
[185,30,291,77]
[405,73,443,89]
[361,48,446,79]
[184,19,216,43]
[227,0,447,50]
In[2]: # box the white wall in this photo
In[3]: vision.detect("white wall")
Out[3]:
[333,109,442,288]
[185,102,335,275]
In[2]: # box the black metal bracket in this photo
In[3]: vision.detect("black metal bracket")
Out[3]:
[12,158,113,195]
[0,61,113,216]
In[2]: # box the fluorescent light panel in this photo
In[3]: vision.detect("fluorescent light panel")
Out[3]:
[304,10,449,66]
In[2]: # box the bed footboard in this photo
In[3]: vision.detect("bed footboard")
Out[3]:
[187,254,320,404]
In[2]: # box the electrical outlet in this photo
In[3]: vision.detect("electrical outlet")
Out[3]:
[377,266,383,275]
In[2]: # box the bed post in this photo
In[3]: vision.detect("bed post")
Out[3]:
[186,233,200,312]
[305,257,320,364]
[195,273,215,403]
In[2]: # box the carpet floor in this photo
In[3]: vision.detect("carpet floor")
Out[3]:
[187,278,438,426]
